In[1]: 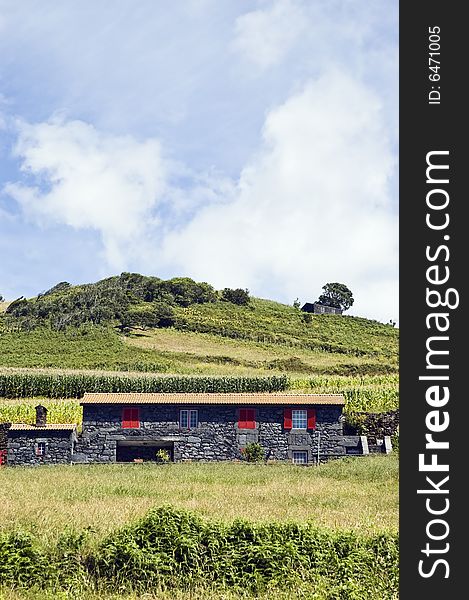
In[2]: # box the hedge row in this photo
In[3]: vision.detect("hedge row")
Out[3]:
[0,373,288,399]
[0,506,399,598]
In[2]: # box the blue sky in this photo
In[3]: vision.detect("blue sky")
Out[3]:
[0,0,398,322]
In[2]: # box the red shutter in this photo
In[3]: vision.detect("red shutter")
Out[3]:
[284,408,292,430]
[239,408,255,429]
[307,409,316,430]
[122,407,131,428]
[239,408,246,429]
[122,407,139,428]
[245,408,255,429]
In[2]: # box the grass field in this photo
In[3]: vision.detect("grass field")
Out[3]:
[1,586,395,600]
[173,299,398,359]
[0,589,352,600]
[0,457,399,599]
[0,456,398,545]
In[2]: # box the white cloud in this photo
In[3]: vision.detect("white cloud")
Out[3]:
[4,118,167,269]
[232,0,306,68]
[1,0,398,323]
[160,71,398,321]
[4,69,398,322]
[4,70,398,321]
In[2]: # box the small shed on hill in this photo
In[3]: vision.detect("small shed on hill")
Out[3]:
[301,302,342,315]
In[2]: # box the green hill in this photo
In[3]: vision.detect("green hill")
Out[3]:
[0,273,397,377]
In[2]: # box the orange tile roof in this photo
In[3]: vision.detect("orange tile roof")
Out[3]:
[8,423,77,431]
[81,392,345,405]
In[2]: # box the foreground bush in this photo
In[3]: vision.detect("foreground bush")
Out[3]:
[0,506,399,599]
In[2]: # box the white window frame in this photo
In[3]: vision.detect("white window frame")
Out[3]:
[292,451,308,465]
[180,409,198,430]
[292,409,307,429]
[35,441,46,456]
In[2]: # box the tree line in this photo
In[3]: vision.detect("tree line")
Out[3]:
[2,273,251,332]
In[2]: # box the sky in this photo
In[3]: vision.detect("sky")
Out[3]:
[0,0,398,323]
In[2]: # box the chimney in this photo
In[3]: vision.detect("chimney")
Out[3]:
[35,405,48,427]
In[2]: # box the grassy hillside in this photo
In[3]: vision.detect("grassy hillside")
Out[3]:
[0,281,398,377]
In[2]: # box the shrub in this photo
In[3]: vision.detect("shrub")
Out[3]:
[242,443,265,462]
[162,278,218,307]
[221,288,250,306]
[0,506,399,597]
[118,303,175,332]
[155,449,170,463]
[0,531,52,586]
[91,506,399,595]
[267,357,312,373]
[42,282,72,296]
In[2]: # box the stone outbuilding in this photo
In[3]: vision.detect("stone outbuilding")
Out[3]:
[4,405,78,466]
[301,302,343,315]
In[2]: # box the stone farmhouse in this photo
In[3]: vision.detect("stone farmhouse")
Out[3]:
[1,393,389,466]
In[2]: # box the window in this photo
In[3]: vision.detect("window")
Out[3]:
[35,442,46,456]
[180,409,198,430]
[292,409,307,429]
[284,408,316,430]
[292,451,308,464]
[122,407,140,428]
[238,408,256,429]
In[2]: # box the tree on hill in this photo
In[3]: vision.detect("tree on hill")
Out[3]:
[117,303,175,332]
[316,283,354,312]
[162,277,218,306]
[0,293,4,302]
[221,288,250,306]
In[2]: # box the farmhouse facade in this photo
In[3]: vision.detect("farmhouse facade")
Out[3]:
[1,393,356,465]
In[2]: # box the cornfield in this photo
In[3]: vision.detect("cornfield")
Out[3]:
[291,374,399,414]
[0,373,398,425]
[0,400,81,425]
[0,372,288,399]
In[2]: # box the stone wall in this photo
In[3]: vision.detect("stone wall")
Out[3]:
[0,423,10,450]
[345,410,399,444]
[76,404,345,464]
[7,430,75,466]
